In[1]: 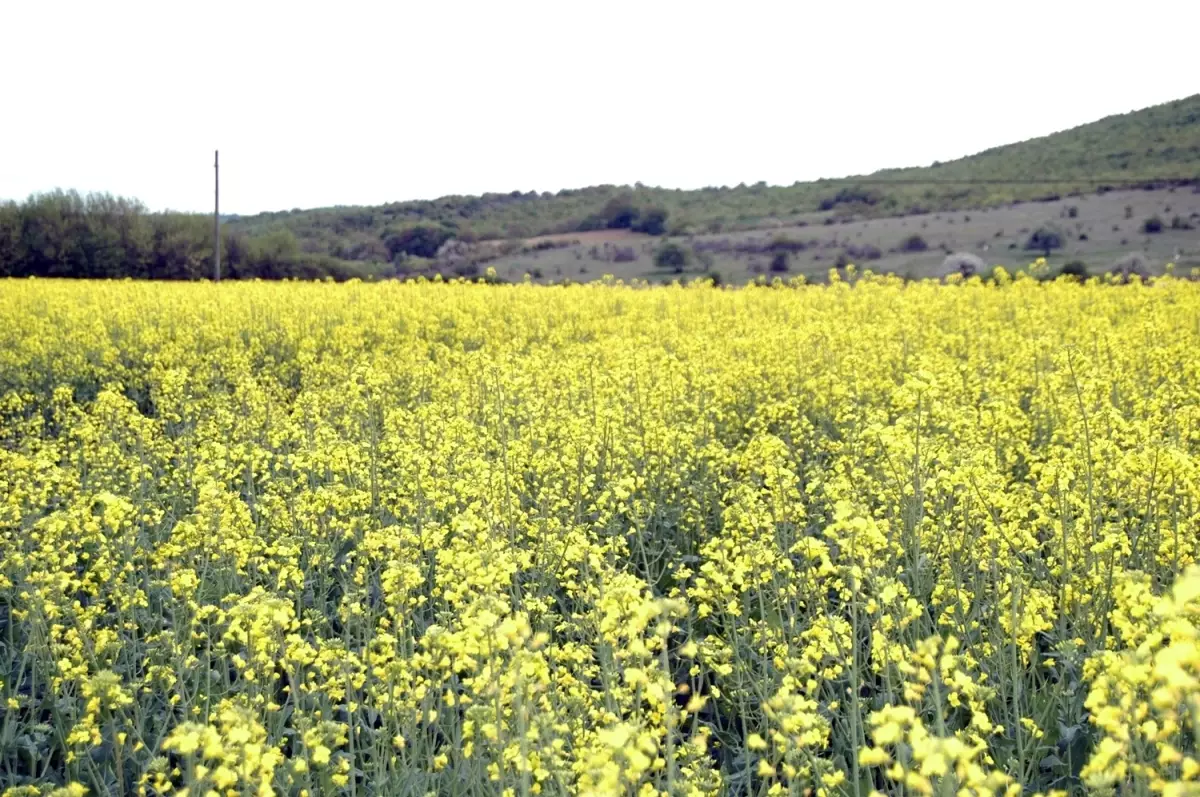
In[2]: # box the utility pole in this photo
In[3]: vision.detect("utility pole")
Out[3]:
[213,150,221,282]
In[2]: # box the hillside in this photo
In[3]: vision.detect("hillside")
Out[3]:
[2,95,1196,283]
[227,94,1200,263]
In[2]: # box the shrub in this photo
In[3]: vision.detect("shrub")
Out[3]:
[1143,216,1164,234]
[1113,253,1150,282]
[653,242,691,272]
[1024,226,1064,256]
[769,236,807,254]
[939,252,984,279]
[601,195,639,229]
[769,252,790,272]
[576,214,608,232]
[612,246,638,263]
[384,224,454,259]
[524,239,572,253]
[1060,260,1090,280]
[845,244,882,261]
[900,234,928,252]
[817,186,882,211]
[632,207,669,236]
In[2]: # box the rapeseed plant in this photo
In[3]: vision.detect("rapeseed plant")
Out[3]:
[0,268,1198,795]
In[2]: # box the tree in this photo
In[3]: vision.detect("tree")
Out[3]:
[384,224,453,259]
[0,202,19,276]
[653,242,691,272]
[0,191,377,281]
[601,195,639,229]
[1024,225,1064,256]
[632,207,669,236]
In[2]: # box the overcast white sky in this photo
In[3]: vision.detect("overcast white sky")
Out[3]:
[2,0,1197,215]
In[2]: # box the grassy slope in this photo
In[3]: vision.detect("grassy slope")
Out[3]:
[871,95,1200,193]
[228,95,1200,259]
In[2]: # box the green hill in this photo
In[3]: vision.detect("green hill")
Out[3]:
[3,95,1196,282]
[228,94,1200,262]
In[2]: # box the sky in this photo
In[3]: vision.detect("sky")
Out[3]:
[3,0,1198,215]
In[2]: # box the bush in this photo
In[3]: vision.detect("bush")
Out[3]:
[1143,216,1164,234]
[612,246,638,263]
[939,252,984,279]
[817,186,883,211]
[1024,226,1064,255]
[632,207,669,236]
[653,242,691,272]
[845,244,882,261]
[900,234,928,252]
[524,240,572,253]
[384,224,454,259]
[769,235,807,254]
[769,252,790,272]
[1060,260,1090,280]
[575,214,608,232]
[1113,253,1151,282]
[601,195,639,229]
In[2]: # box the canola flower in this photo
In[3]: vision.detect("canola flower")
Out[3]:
[0,267,1198,796]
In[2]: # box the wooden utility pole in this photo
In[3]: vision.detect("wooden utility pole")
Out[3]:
[213,150,221,282]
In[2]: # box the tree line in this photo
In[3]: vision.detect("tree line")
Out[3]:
[0,192,384,280]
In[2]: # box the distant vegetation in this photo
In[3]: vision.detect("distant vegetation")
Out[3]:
[1025,225,1066,256]
[0,192,381,280]
[2,94,1197,281]
[653,241,691,272]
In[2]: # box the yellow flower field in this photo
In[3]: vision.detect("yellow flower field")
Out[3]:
[1,270,1198,797]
